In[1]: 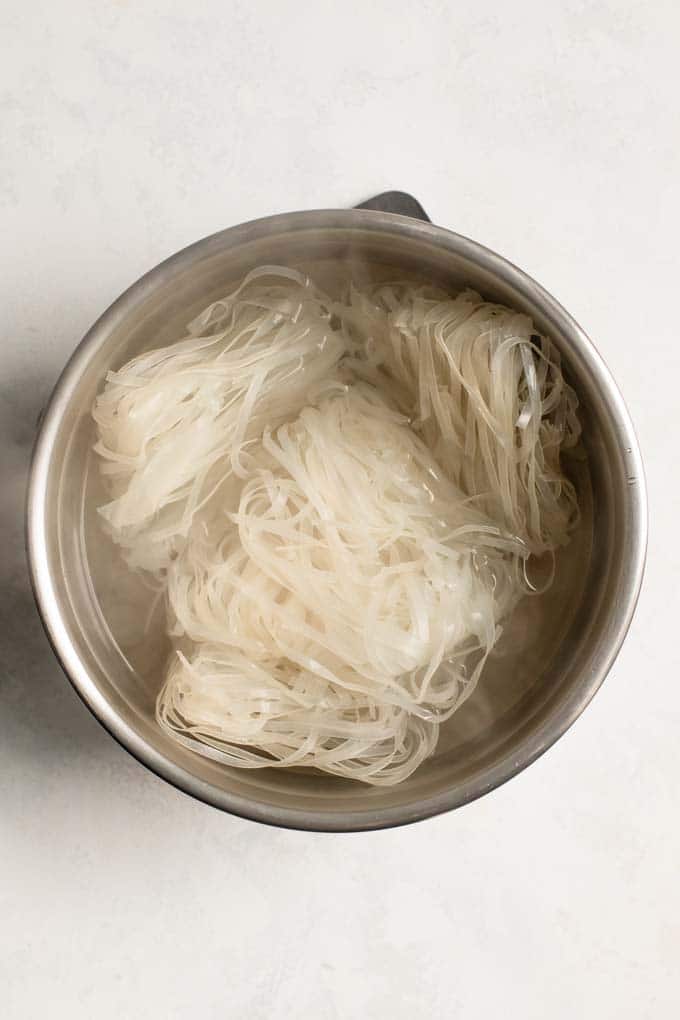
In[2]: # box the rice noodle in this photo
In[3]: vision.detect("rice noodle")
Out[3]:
[92,267,345,573]
[92,267,581,785]
[339,284,581,553]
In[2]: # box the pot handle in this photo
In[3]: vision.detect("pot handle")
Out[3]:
[354,191,430,222]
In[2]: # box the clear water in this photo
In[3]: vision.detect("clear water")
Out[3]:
[82,260,593,761]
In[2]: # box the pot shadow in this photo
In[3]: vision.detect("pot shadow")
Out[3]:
[0,372,135,784]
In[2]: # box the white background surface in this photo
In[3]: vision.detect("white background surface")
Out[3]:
[1,1,678,1017]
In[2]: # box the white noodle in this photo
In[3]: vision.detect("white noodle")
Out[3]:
[339,284,581,554]
[92,268,345,573]
[92,267,581,785]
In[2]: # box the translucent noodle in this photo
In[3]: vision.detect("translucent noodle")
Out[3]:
[339,284,581,554]
[92,267,581,785]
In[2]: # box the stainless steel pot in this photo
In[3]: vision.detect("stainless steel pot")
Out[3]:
[26,192,647,831]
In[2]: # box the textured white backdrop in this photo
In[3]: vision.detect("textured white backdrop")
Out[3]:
[1,1,678,1017]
